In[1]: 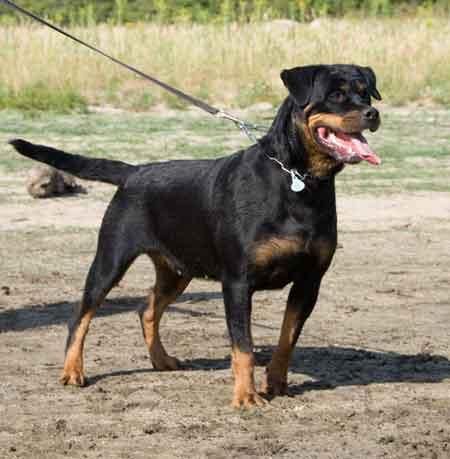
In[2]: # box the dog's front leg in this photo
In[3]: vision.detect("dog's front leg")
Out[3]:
[262,276,322,397]
[222,278,267,408]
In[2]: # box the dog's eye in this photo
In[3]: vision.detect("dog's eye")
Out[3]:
[328,90,347,103]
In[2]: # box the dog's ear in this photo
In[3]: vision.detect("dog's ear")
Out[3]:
[359,66,382,101]
[280,66,322,107]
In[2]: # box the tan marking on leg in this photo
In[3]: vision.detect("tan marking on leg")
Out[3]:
[60,309,94,386]
[231,348,267,409]
[141,255,190,371]
[262,307,299,396]
[141,287,181,370]
[253,236,304,267]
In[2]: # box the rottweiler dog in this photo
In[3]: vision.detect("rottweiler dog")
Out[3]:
[10,64,382,408]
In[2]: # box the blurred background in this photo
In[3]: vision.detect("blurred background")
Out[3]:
[0,0,449,111]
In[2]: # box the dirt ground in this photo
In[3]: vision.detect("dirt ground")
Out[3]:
[0,176,449,458]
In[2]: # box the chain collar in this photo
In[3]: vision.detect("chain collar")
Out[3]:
[265,154,335,192]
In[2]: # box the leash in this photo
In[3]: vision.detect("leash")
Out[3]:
[0,0,266,142]
[2,0,315,193]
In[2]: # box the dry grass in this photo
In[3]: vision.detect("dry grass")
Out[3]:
[1,17,450,109]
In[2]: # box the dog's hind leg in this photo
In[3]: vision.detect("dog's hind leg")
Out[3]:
[60,251,138,386]
[60,197,143,386]
[139,255,191,371]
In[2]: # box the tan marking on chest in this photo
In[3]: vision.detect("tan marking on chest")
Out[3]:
[252,236,305,267]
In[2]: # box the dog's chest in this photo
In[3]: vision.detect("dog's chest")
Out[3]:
[249,231,336,289]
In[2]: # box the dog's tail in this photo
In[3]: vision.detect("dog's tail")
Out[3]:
[9,139,136,187]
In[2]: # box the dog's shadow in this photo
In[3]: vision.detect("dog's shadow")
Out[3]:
[259,345,450,395]
[88,345,450,395]
[2,293,450,395]
[0,292,223,333]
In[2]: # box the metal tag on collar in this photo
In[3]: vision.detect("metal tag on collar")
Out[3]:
[290,170,305,192]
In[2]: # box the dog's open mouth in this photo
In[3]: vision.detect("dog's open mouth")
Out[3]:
[315,127,381,165]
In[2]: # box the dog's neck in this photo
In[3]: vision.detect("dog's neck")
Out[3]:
[261,97,343,180]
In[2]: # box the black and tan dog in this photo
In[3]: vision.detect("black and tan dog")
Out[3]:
[10,64,382,408]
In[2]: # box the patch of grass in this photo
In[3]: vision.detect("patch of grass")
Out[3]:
[0,83,87,113]
[338,106,450,193]
[0,106,449,193]
[236,81,278,108]
[1,1,449,25]
[0,19,449,109]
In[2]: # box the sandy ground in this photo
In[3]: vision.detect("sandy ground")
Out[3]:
[0,179,449,459]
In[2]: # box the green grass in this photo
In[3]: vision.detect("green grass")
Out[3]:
[1,1,449,25]
[0,106,449,193]
[1,19,450,109]
[339,107,450,193]
[0,84,87,113]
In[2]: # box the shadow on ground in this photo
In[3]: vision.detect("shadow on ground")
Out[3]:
[259,345,450,394]
[2,294,450,396]
[0,292,223,333]
[88,345,450,393]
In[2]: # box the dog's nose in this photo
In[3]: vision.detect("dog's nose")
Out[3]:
[363,107,379,121]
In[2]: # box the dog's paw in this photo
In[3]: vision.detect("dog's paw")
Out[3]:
[231,391,268,409]
[151,354,180,371]
[261,372,289,397]
[261,379,289,397]
[60,369,86,387]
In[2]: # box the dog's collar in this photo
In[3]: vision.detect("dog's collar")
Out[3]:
[265,154,306,192]
[265,154,333,192]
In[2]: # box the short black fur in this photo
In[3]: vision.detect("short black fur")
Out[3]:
[9,64,381,407]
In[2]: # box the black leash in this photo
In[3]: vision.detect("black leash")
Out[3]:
[0,0,266,141]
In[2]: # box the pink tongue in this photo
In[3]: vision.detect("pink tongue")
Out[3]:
[335,131,381,165]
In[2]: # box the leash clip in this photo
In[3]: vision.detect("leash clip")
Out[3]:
[1,0,269,144]
[216,110,264,143]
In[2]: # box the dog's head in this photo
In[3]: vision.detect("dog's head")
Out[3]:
[281,64,382,172]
